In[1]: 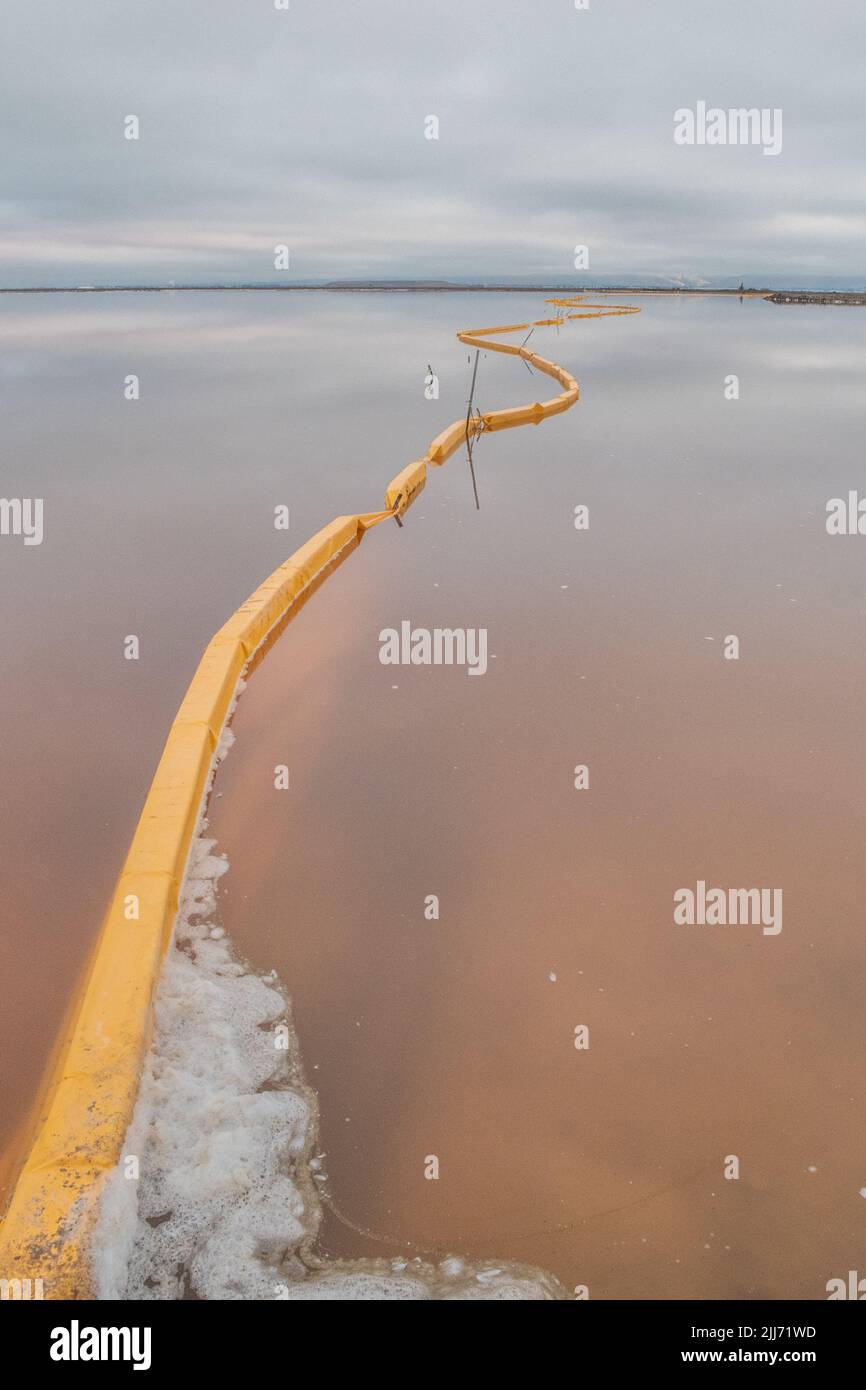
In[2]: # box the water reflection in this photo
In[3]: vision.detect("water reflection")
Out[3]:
[3,294,865,1301]
[205,295,866,1298]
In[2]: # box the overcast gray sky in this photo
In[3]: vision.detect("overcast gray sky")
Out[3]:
[1,0,864,287]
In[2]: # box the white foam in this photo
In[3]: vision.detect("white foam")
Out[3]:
[93,743,563,1300]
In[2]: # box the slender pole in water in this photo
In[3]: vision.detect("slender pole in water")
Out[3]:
[465,348,481,510]
[520,328,536,374]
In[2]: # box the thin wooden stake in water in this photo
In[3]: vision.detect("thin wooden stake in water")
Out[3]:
[520,327,535,373]
[465,348,481,510]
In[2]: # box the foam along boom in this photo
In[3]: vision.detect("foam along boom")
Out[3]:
[0,296,638,1298]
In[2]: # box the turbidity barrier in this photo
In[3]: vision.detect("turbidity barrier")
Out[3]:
[0,296,638,1298]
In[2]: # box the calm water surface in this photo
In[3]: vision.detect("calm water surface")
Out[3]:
[2,291,864,1298]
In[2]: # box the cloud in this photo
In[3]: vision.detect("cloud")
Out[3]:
[0,0,864,285]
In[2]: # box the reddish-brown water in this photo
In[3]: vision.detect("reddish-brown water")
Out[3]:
[3,292,865,1298]
[207,295,866,1299]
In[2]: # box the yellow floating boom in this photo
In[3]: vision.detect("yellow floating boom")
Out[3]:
[0,296,638,1298]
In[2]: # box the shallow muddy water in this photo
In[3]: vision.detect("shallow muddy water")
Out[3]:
[3,291,865,1299]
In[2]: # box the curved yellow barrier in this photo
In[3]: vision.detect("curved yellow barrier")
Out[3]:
[0,296,638,1298]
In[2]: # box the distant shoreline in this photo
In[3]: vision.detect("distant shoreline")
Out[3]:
[2,283,751,294]
[1,284,864,304]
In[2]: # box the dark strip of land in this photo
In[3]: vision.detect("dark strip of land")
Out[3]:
[0,284,863,303]
[764,290,866,305]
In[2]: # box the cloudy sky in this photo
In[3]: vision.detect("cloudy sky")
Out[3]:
[1,0,864,287]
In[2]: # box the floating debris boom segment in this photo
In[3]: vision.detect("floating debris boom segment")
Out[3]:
[0,296,638,1298]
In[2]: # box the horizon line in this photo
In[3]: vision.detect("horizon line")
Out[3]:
[0,281,851,294]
